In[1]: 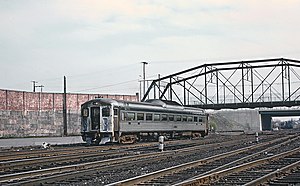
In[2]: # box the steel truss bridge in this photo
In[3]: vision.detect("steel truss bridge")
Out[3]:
[142,58,300,109]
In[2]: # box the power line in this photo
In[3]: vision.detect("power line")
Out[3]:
[150,59,205,64]
[75,79,139,92]
[74,73,161,93]
[28,63,139,85]
[67,63,139,79]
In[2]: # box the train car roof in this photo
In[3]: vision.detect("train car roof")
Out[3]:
[83,98,186,108]
[82,98,205,114]
[145,99,181,106]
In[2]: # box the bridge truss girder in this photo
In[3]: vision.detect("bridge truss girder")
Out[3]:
[142,58,300,109]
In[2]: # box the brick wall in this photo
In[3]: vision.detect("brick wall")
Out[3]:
[0,89,138,138]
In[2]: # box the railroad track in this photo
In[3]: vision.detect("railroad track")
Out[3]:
[267,163,300,185]
[108,134,300,186]
[0,134,292,185]
[0,137,219,162]
[0,134,262,175]
[0,132,292,185]
[181,148,300,186]
[0,134,265,185]
[0,132,280,162]
[0,142,157,162]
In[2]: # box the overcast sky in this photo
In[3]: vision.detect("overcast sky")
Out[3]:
[1,0,300,95]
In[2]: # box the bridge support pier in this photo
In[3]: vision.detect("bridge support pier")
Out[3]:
[260,114,272,130]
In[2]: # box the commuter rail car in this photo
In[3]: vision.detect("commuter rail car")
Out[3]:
[81,98,208,145]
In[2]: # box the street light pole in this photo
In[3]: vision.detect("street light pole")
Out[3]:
[142,62,148,98]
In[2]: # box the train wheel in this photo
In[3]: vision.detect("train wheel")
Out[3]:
[120,134,137,144]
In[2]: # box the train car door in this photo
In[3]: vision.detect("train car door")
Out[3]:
[91,107,100,130]
[113,108,119,131]
[101,106,110,132]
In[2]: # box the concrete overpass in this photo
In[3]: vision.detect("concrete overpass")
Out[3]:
[259,109,300,130]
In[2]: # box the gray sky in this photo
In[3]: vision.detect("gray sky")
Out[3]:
[1,0,300,95]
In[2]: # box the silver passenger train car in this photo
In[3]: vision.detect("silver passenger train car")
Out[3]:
[81,98,208,144]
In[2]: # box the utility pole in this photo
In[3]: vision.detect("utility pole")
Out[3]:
[142,62,148,98]
[31,81,38,92]
[63,76,67,136]
[36,85,44,92]
[139,80,142,102]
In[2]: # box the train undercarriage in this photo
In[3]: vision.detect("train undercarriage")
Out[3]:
[82,130,208,145]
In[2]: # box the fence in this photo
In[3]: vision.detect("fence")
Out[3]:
[0,89,138,111]
[0,89,138,138]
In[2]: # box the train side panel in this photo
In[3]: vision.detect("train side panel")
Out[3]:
[119,116,207,132]
[81,98,208,144]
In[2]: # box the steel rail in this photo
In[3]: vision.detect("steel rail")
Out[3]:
[0,140,195,172]
[0,141,160,162]
[179,147,300,186]
[0,151,164,184]
[244,160,300,186]
[181,135,300,181]
[8,151,173,186]
[0,135,258,175]
[0,138,212,162]
[106,135,297,186]
[0,138,229,173]
[0,150,134,173]
[0,135,261,185]
[0,145,116,162]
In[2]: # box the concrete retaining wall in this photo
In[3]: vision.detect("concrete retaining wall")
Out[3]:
[210,109,261,132]
[0,89,138,138]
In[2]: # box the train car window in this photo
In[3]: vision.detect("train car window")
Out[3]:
[161,114,167,121]
[175,115,181,122]
[81,108,89,117]
[154,114,160,121]
[169,115,174,121]
[102,106,110,117]
[137,113,144,120]
[187,116,193,122]
[113,108,118,116]
[199,117,203,122]
[126,112,135,121]
[182,116,187,122]
[194,116,198,122]
[146,113,153,121]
